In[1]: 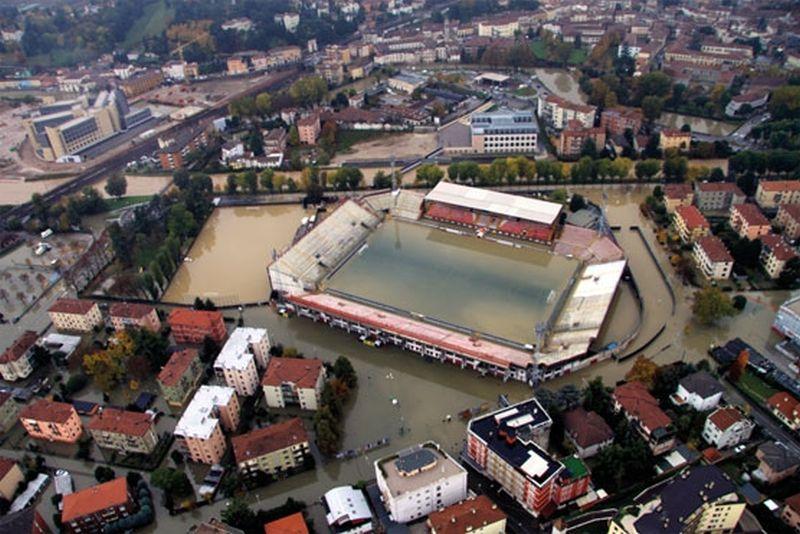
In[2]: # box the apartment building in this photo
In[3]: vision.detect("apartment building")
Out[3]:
[168,308,227,344]
[702,407,754,449]
[470,110,539,154]
[694,182,745,212]
[214,327,270,397]
[756,180,800,209]
[0,330,39,381]
[427,495,507,534]
[613,382,676,455]
[252,46,302,71]
[674,205,710,243]
[87,408,158,455]
[119,70,163,99]
[730,203,771,240]
[537,94,596,130]
[755,442,800,484]
[48,298,103,333]
[659,129,691,151]
[61,478,135,534]
[157,127,210,171]
[600,107,643,136]
[766,392,800,431]
[673,371,723,412]
[557,120,605,158]
[226,56,249,76]
[108,303,161,333]
[760,233,798,279]
[663,183,694,213]
[775,204,800,240]
[774,294,800,344]
[693,236,734,280]
[262,357,325,410]
[174,385,240,464]
[297,113,321,145]
[610,466,745,533]
[19,399,83,443]
[0,458,24,501]
[466,399,591,517]
[157,348,204,408]
[375,442,468,524]
[232,418,311,478]
[563,407,614,459]
[0,393,20,433]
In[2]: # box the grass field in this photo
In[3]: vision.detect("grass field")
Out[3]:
[737,371,778,404]
[335,130,393,154]
[104,195,155,212]
[123,0,175,49]
[531,40,548,60]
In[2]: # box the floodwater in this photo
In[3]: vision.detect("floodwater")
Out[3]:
[326,220,578,344]
[658,112,737,136]
[162,204,309,305]
[534,68,588,104]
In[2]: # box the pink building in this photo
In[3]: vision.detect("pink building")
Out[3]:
[174,385,240,464]
[19,400,83,443]
[109,303,161,333]
[730,203,771,240]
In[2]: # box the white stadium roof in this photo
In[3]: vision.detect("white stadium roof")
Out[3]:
[425,182,562,226]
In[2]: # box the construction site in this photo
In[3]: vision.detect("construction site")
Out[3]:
[268,182,631,385]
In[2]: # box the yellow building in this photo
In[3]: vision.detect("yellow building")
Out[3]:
[48,298,103,333]
[232,418,310,477]
[0,458,24,501]
[659,129,692,151]
[756,180,800,209]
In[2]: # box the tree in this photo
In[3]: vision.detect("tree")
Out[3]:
[332,356,357,389]
[126,354,151,381]
[260,169,275,192]
[569,194,586,212]
[105,174,127,199]
[582,377,614,421]
[373,171,393,189]
[226,174,238,195]
[692,286,736,325]
[625,356,659,389]
[83,332,134,393]
[94,466,116,483]
[150,468,192,498]
[167,204,197,239]
[777,257,800,289]
[663,155,688,182]
[415,164,444,186]
[635,159,661,180]
[255,92,272,115]
[242,171,258,194]
[728,349,749,382]
[732,295,747,311]
[768,85,800,120]
[289,76,328,107]
[641,96,664,122]
[221,498,257,531]
[331,167,363,191]
[313,406,341,456]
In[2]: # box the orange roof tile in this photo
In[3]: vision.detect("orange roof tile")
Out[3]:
[168,308,224,329]
[232,418,308,464]
[109,302,156,320]
[157,349,199,387]
[613,382,672,431]
[760,180,800,192]
[696,236,733,263]
[62,477,130,523]
[48,298,97,315]
[676,205,710,229]
[0,457,18,479]
[87,408,154,437]
[767,392,800,420]
[264,512,308,534]
[707,407,745,431]
[19,399,77,424]
[732,203,769,226]
[761,234,798,262]
[427,495,506,534]
[0,330,38,364]
[262,357,324,389]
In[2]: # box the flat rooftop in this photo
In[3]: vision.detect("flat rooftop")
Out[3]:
[377,443,465,497]
[425,182,562,226]
[174,385,235,440]
[215,327,268,371]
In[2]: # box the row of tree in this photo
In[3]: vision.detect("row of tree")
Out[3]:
[314,356,358,456]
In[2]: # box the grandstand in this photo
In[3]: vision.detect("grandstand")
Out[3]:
[422,182,562,243]
[554,225,625,264]
[268,200,381,294]
[361,190,424,220]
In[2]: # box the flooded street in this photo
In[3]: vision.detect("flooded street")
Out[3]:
[657,111,737,136]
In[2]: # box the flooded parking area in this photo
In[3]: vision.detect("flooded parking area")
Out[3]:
[162,204,308,304]
[326,220,579,345]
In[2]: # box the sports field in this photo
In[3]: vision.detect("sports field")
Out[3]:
[326,220,579,344]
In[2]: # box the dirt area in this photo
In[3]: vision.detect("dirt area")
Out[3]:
[139,75,270,109]
[115,174,172,197]
[688,158,729,174]
[0,176,74,204]
[331,132,439,164]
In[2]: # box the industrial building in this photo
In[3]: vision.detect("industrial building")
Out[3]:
[469,110,539,154]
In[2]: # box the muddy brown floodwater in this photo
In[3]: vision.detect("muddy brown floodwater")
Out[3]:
[152,185,790,526]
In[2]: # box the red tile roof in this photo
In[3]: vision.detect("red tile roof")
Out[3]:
[158,349,199,387]
[760,180,800,192]
[264,512,309,534]
[697,182,744,195]
[664,183,693,200]
[761,233,798,261]
[19,399,77,424]
[661,129,691,138]
[262,357,324,389]
[613,382,672,431]
[48,298,97,315]
[427,495,507,533]
[780,204,800,222]
[767,392,800,421]
[676,205,710,229]
[232,418,308,464]
[168,308,224,329]
[696,236,733,263]
[732,203,769,226]
[62,477,130,523]
[563,407,614,448]
[707,407,745,431]
[0,457,18,479]
[0,330,38,364]
[87,408,154,437]
[109,302,156,320]
[785,493,800,514]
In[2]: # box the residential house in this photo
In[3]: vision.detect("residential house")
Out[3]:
[672,371,723,411]
[775,204,800,240]
[693,236,734,281]
[562,407,614,458]
[755,442,800,484]
[61,478,135,534]
[659,129,691,151]
[674,205,710,243]
[157,349,204,408]
[226,56,249,76]
[427,495,507,534]
[760,233,798,279]
[322,486,372,531]
[214,327,270,397]
[174,385,240,464]
[262,357,325,410]
[781,493,800,532]
[663,183,694,213]
[701,407,754,449]
[730,203,771,240]
[0,330,39,381]
[168,309,227,344]
[19,400,83,443]
[725,90,769,117]
[376,442,468,524]
[0,457,24,500]
[87,408,158,454]
[694,182,745,213]
[0,392,20,432]
[264,512,308,534]
[613,382,676,455]
[537,94,596,130]
[108,303,161,333]
[231,418,310,478]
[48,298,103,333]
[756,180,800,210]
[600,107,643,137]
[297,113,321,145]
[766,392,800,431]
[557,120,606,158]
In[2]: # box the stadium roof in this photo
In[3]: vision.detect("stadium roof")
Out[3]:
[425,182,562,226]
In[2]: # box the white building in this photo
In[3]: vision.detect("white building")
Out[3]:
[774,295,800,345]
[261,357,325,410]
[375,442,468,524]
[323,486,372,530]
[174,385,240,464]
[672,371,724,411]
[275,12,300,32]
[693,236,734,281]
[470,110,539,154]
[537,94,596,130]
[221,141,245,163]
[214,328,269,397]
[702,407,754,449]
